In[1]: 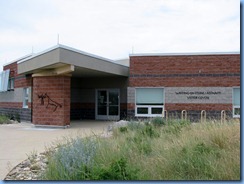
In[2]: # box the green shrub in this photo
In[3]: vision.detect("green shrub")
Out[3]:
[119,127,128,133]
[163,119,190,135]
[141,124,160,138]
[151,116,166,126]
[0,115,10,124]
[92,158,138,180]
[42,138,97,180]
[127,121,144,131]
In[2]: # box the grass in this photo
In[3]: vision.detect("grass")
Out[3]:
[0,115,10,124]
[41,118,240,180]
[0,113,20,124]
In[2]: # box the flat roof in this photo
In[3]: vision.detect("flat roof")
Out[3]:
[17,44,129,77]
[129,51,240,57]
[3,54,33,67]
[18,44,117,63]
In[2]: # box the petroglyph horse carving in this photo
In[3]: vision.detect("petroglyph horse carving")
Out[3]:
[37,93,62,112]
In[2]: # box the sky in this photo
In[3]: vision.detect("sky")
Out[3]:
[0,0,240,71]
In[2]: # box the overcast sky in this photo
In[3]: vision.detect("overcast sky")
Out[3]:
[0,0,240,71]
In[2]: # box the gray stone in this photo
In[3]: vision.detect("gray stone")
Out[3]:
[107,120,129,131]
[22,160,31,167]
[23,168,30,171]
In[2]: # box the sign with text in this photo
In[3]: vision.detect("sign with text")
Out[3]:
[165,87,232,104]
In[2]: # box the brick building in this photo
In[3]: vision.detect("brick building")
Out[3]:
[0,45,240,127]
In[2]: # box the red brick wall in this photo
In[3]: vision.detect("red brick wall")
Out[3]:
[3,61,32,88]
[15,76,32,88]
[128,54,240,117]
[129,54,240,87]
[0,102,22,108]
[32,76,70,126]
[3,62,17,78]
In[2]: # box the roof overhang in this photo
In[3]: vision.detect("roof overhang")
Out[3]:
[18,45,129,77]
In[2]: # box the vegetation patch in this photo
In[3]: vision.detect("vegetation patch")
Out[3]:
[42,118,240,180]
[0,113,20,124]
[0,115,11,124]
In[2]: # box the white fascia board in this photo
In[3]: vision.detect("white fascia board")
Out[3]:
[58,44,115,63]
[59,44,129,67]
[129,51,240,57]
[16,44,128,68]
[17,45,60,64]
[3,54,33,67]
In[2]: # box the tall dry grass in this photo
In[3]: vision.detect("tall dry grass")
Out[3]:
[42,119,240,180]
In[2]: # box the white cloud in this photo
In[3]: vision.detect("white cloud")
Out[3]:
[0,0,240,71]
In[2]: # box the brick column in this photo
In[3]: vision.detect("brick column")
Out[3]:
[32,76,70,127]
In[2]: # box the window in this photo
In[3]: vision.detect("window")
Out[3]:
[0,69,10,92]
[135,88,164,117]
[8,78,14,91]
[233,88,240,118]
[23,88,29,108]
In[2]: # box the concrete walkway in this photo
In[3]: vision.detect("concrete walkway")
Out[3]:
[0,120,111,180]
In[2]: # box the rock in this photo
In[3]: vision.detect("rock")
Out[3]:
[30,163,41,170]
[22,160,31,167]
[8,170,17,175]
[107,120,129,132]
[35,158,40,162]
[4,150,50,180]
[23,167,30,171]
[43,158,48,164]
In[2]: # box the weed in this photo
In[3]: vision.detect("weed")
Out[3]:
[93,158,138,180]
[169,142,217,179]
[42,138,97,180]
[0,115,10,124]
[163,119,190,135]
[26,150,38,164]
[119,127,128,133]
[151,116,166,126]
[127,121,144,131]
[141,124,160,138]
[210,133,227,149]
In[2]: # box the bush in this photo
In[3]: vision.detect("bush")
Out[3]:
[92,158,138,180]
[0,115,10,124]
[151,117,166,126]
[42,138,97,180]
[141,124,160,138]
[163,119,190,135]
[119,127,128,133]
[127,121,144,131]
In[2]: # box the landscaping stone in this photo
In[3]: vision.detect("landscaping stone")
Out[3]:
[107,120,129,131]
[4,151,50,180]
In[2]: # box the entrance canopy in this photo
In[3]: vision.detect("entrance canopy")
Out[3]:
[17,44,129,77]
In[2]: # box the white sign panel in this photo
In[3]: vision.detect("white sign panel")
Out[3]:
[165,87,232,104]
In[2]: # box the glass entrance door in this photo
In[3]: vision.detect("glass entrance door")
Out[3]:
[96,89,120,120]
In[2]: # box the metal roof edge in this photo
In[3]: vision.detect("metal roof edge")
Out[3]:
[58,44,129,68]
[58,44,114,62]
[3,54,33,67]
[129,51,240,57]
[16,44,128,68]
[17,45,60,64]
